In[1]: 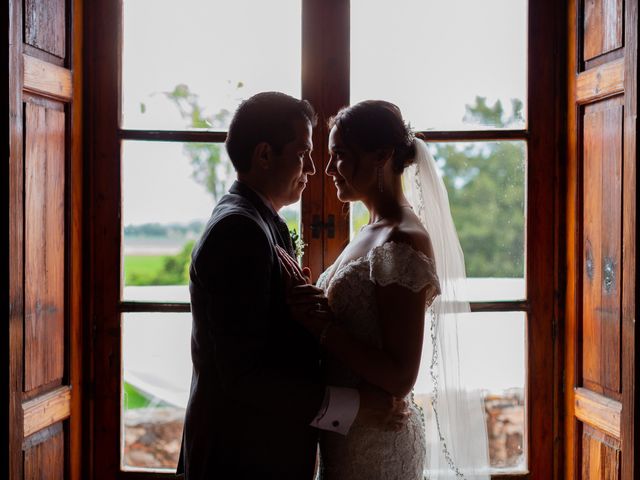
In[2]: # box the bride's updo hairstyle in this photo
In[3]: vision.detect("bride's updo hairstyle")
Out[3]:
[329,100,417,174]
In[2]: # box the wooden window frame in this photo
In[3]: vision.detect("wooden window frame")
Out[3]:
[85,0,564,479]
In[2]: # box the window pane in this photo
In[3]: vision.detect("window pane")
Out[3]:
[351,0,527,131]
[349,201,369,241]
[122,312,191,471]
[433,141,526,300]
[350,141,526,301]
[122,141,219,301]
[122,0,301,130]
[413,311,526,472]
[122,141,301,301]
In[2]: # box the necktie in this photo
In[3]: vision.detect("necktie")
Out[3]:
[273,215,295,257]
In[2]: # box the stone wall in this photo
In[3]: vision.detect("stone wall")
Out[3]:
[123,389,525,471]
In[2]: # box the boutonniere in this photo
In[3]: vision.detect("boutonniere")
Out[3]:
[289,229,307,260]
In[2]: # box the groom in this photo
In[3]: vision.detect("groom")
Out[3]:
[176,92,406,479]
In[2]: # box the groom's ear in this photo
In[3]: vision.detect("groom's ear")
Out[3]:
[253,142,272,171]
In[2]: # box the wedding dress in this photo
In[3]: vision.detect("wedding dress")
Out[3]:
[317,241,440,479]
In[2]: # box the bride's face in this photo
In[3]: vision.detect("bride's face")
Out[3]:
[326,126,376,202]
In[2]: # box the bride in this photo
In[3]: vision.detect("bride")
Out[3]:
[278,100,490,479]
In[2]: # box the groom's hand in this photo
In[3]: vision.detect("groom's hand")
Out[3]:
[356,384,410,432]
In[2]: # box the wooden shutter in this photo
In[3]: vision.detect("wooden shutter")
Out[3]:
[565,0,637,478]
[8,0,83,478]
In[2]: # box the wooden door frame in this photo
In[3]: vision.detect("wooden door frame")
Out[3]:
[7,0,23,472]
[84,0,122,477]
[528,1,566,477]
[620,1,638,476]
[4,1,15,478]
[84,0,565,479]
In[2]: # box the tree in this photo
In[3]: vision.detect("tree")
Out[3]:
[126,85,246,287]
[163,83,243,203]
[435,97,525,278]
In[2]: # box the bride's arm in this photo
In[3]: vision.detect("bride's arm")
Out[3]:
[278,242,434,398]
[308,284,428,399]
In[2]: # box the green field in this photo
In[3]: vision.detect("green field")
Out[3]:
[123,381,152,410]
[124,255,165,285]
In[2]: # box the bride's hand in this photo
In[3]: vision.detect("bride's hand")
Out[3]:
[289,284,329,311]
[356,384,410,432]
[284,284,334,335]
[287,284,335,335]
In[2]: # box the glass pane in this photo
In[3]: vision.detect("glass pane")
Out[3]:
[122,141,301,301]
[351,0,527,131]
[349,141,526,301]
[349,201,369,241]
[122,0,301,130]
[434,141,525,301]
[413,311,527,473]
[122,312,192,470]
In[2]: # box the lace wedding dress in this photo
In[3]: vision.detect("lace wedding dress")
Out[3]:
[316,241,441,480]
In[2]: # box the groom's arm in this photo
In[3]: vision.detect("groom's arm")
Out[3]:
[193,215,326,423]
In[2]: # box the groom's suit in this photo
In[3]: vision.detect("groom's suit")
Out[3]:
[177,181,325,479]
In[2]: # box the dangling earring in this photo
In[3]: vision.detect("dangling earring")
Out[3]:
[377,166,384,192]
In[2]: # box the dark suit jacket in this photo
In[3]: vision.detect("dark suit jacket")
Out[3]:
[176,181,325,479]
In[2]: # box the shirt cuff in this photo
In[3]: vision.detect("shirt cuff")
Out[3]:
[310,386,360,435]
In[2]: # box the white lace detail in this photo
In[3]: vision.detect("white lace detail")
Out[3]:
[317,241,440,479]
[369,241,441,301]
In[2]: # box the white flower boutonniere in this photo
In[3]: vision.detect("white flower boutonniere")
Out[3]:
[289,228,306,260]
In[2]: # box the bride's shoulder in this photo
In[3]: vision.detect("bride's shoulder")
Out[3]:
[383,224,435,263]
[369,227,440,293]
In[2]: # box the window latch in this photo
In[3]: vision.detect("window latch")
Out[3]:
[311,214,335,239]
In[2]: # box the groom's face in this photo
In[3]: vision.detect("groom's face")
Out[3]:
[269,118,315,209]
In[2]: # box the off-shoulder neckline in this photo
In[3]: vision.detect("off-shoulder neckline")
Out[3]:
[319,240,435,289]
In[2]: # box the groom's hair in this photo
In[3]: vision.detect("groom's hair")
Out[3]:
[226,92,318,173]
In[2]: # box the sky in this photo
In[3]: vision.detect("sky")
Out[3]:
[121,0,527,226]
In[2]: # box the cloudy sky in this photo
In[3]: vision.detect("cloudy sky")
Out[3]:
[121,0,526,226]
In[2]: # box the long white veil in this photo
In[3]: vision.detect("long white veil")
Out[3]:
[403,139,490,479]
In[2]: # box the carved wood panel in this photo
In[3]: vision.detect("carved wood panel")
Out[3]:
[567,0,636,477]
[23,100,66,393]
[23,424,65,480]
[581,424,621,479]
[582,97,623,399]
[10,0,82,477]
[24,0,66,59]
[584,0,624,61]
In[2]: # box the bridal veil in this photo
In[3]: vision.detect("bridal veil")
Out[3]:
[403,138,491,479]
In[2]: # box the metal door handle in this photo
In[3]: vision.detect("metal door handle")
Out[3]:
[310,214,336,239]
